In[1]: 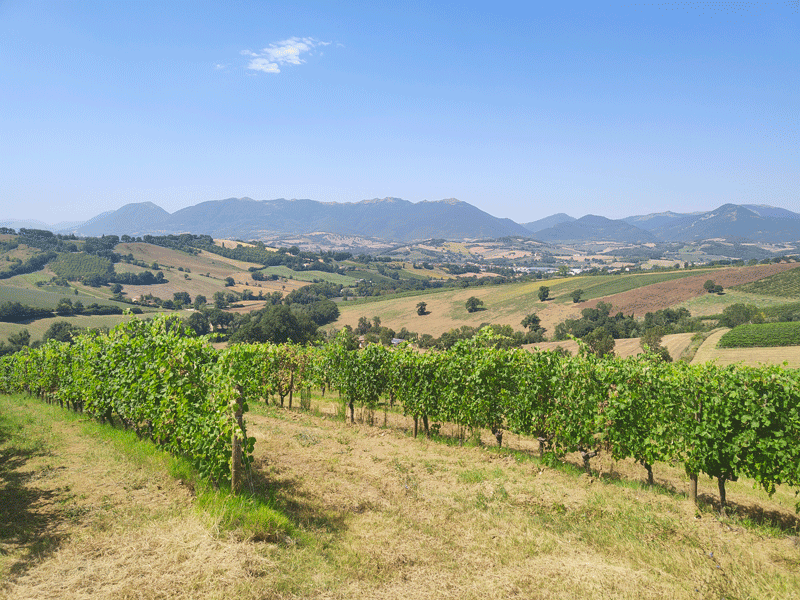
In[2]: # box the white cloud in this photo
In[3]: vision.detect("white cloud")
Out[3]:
[248,58,280,73]
[243,37,330,74]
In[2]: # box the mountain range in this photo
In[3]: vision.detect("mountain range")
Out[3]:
[4,198,800,245]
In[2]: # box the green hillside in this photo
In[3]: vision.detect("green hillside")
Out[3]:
[733,266,800,297]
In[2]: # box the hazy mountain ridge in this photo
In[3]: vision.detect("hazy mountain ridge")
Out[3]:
[522,213,576,233]
[650,204,800,243]
[533,215,658,244]
[622,211,694,231]
[9,199,800,244]
[69,197,533,242]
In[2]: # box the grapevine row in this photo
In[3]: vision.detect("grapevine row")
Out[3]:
[2,321,798,513]
[0,315,253,486]
[321,329,800,512]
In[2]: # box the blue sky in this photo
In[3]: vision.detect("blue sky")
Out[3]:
[1,0,797,225]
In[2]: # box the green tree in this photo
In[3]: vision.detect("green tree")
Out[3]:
[583,326,615,358]
[230,305,317,345]
[572,289,583,303]
[465,296,484,313]
[185,311,210,336]
[224,276,235,287]
[416,301,428,316]
[640,327,672,362]
[173,291,191,306]
[213,291,229,309]
[43,321,78,344]
[538,286,550,302]
[7,329,30,351]
[356,316,371,335]
[521,312,541,331]
[520,312,546,343]
[55,298,74,316]
[719,303,763,328]
[193,294,207,309]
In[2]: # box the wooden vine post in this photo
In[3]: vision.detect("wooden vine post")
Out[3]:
[231,386,245,495]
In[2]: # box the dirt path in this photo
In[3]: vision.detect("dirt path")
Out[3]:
[690,328,730,364]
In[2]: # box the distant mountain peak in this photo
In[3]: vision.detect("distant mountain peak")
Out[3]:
[357,197,410,205]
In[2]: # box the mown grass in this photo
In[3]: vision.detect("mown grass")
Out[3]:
[5,389,800,598]
[248,393,800,599]
[679,288,790,316]
[0,394,295,545]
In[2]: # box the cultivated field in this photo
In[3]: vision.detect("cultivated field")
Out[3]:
[582,262,799,318]
[114,243,261,277]
[691,328,800,368]
[332,263,800,343]
[111,243,304,303]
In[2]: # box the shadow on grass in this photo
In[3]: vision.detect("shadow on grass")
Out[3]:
[0,422,67,578]
[246,455,348,537]
[696,492,800,533]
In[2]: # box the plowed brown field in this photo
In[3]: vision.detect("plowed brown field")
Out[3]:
[579,262,798,317]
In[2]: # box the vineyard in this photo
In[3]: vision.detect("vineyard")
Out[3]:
[734,266,800,298]
[3,317,800,598]
[718,322,800,348]
[2,318,800,516]
[0,315,252,486]
[49,252,114,282]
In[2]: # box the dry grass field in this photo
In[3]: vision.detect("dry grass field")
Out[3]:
[334,279,588,338]
[691,328,800,368]
[333,264,798,345]
[529,332,696,361]
[2,394,799,600]
[114,243,261,277]
[111,243,303,302]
